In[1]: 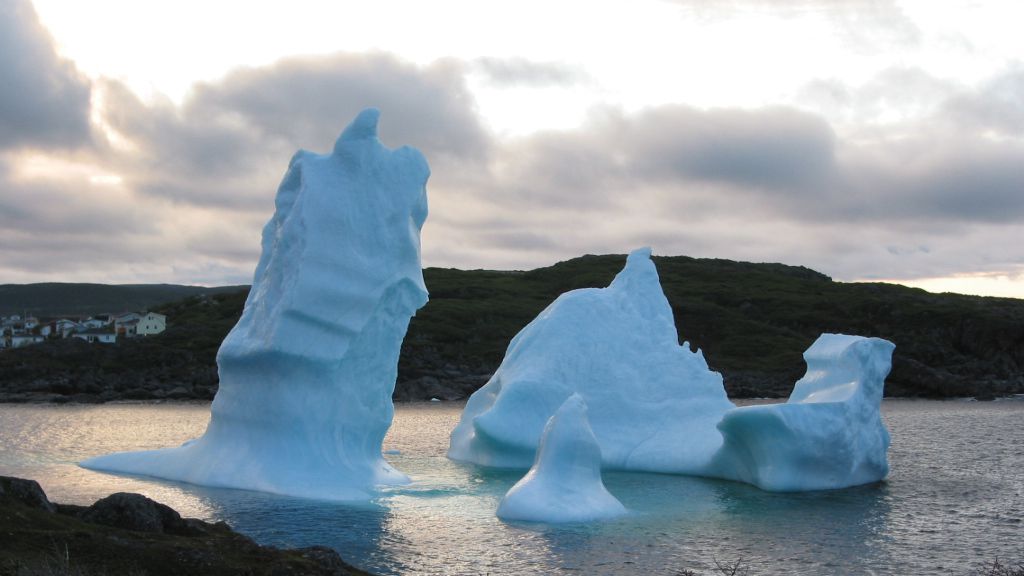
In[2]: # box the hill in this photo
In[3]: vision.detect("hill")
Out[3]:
[1,254,1022,402]
[0,283,248,317]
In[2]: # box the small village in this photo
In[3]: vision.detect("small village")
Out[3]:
[0,311,167,349]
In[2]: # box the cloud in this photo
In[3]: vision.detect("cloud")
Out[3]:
[0,160,261,284]
[942,63,1024,137]
[2,40,1023,292]
[473,58,591,88]
[619,106,836,191]
[0,50,498,284]
[872,141,1024,223]
[420,80,1024,282]
[664,0,920,49]
[470,105,836,218]
[95,52,491,210]
[0,0,91,150]
[0,157,165,280]
[798,67,961,125]
[189,53,489,163]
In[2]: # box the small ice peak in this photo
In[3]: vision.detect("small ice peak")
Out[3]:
[496,393,627,523]
[548,393,589,439]
[336,108,381,150]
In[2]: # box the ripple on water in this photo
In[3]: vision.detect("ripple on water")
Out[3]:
[0,399,1022,575]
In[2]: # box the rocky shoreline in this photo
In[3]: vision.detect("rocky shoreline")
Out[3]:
[0,476,373,576]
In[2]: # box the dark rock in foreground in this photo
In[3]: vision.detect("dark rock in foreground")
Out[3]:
[0,476,374,576]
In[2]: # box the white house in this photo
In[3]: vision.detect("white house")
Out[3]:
[55,319,81,338]
[11,334,46,348]
[113,312,140,322]
[113,312,142,337]
[72,329,117,344]
[136,312,166,336]
[119,320,138,337]
[81,317,109,330]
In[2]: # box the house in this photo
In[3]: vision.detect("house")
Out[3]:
[119,319,139,337]
[113,312,141,325]
[81,317,109,330]
[11,333,46,348]
[71,329,117,344]
[55,319,81,338]
[1,317,20,333]
[136,312,166,336]
[0,309,166,347]
[113,312,141,336]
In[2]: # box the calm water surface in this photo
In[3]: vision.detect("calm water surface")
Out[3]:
[1,399,1021,575]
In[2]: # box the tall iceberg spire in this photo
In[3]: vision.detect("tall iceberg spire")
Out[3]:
[82,109,430,500]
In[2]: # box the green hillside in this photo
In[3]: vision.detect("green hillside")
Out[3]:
[403,254,1024,398]
[0,283,248,317]
[1,254,1022,402]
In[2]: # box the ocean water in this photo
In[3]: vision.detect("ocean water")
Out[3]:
[0,399,1021,575]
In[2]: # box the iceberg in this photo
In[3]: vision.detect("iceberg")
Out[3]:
[497,394,627,523]
[82,109,430,500]
[448,246,895,493]
[709,334,895,491]
[448,248,735,474]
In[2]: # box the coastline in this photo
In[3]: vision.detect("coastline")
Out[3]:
[2,393,1023,406]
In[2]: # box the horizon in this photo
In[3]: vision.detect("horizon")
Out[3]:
[2,250,1022,302]
[2,0,1023,298]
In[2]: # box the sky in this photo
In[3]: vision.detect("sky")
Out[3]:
[2,0,1023,298]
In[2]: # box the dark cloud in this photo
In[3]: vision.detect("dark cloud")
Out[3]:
[2,45,1022,290]
[0,165,259,284]
[190,53,489,162]
[0,162,143,236]
[98,53,491,209]
[423,85,1024,282]
[469,105,836,222]
[0,0,91,150]
[490,129,625,210]
[620,106,836,191]
[0,158,165,281]
[473,58,591,88]
[890,142,1024,222]
[942,64,1024,137]
[96,79,304,210]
